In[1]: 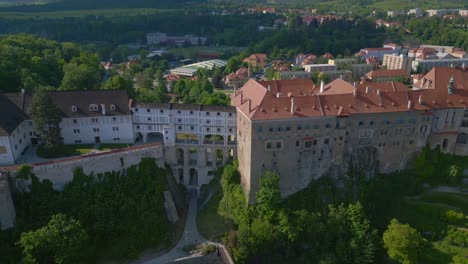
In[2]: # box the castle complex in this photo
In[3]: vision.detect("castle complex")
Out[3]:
[232,67,468,202]
[1,66,468,213]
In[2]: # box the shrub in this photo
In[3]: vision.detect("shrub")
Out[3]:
[199,243,217,256]
[445,210,464,225]
[444,227,468,247]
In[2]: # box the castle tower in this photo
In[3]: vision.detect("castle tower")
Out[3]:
[0,174,16,230]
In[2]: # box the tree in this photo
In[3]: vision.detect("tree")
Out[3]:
[31,91,63,155]
[19,214,89,264]
[103,75,129,90]
[383,218,425,264]
[255,171,281,221]
[59,63,101,90]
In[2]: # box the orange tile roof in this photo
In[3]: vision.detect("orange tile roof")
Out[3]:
[366,69,408,78]
[232,67,468,121]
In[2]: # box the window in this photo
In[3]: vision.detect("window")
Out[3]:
[442,138,448,150]
[305,141,312,148]
[178,119,182,122]
[313,139,318,145]
[110,104,116,111]
[73,129,80,134]
[177,110,181,114]
[112,117,117,122]
[217,128,221,132]
[112,127,119,131]
[71,105,77,112]
[325,123,331,128]
[297,125,302,130]
[217,112,220,116]
[93,128,100,133]
[206,112,210,116]
[265,140,283,150]
[228,113,232,117]
[206,128,210,132]
[370,121,375,126]
[191,126,195,130]
[134,108,139,112]
[324,138,330,144]
[178,126,182,130]
[136,125,140,129]
[89,104,98,112]
[296,140,300,147]
[91,118,98,123]
[269,127,274,132]
[73,119,77,124]
[190,111,194,115]
[147,109,151,113]
[147,117,151,121]
[462,120,468,127]
[160,110,164,113]
[19,139,22,144]
[359,121,364,126]
[206,120,210,124]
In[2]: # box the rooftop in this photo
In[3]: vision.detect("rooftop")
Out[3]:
[232,67,468,121]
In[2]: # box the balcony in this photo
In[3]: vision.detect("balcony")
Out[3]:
[176,139,199,145]
[203,140,225,145]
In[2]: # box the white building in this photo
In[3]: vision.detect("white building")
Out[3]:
[0,90,135,165]
[131,102,236,147]
[412,58,468,72]
[408,8,422,18]
[460,10,468,17]
[383,54,413,74]
[303,64,337,73]
[170,60,227,77]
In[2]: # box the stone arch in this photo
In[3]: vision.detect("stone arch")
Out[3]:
[189,168,198,186]
[178,168,184,183]
[177,148,184,165]
[189,148,198,165]
[205,148,214,166]
[216,149,224,166]
[457,132,468,144]
[146,132,163,143]
[228,148,235,160]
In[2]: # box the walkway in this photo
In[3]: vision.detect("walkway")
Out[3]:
[141,188,207,264]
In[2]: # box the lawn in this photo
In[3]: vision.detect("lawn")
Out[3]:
[98,143,132,151]
[379,190,468,263]
[197,179,234,241]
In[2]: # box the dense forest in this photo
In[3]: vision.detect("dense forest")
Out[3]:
[0,158,169,263]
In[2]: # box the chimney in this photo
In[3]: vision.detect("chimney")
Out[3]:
[353,88,357,97]
[101,104,106,115]
[290,97,296,115]
[320,81,325,93]
[418,95,423,104]
[267,85,271,92]
[376,89,381,95]
[407,100,412,109]
[276,92,280,98]
[365,86,370,94]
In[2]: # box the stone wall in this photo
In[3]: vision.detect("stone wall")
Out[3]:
[3,143,164,190]
[0,175,15,230]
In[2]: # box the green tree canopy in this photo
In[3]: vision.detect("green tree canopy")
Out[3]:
[383,218,425,264]
[31,90,63,155]
[19,214,89,264]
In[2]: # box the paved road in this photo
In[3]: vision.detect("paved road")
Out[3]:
[141,188,207,264]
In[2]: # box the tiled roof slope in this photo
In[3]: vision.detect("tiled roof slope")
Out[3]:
[0,90,131,136]
[232,67,468,121]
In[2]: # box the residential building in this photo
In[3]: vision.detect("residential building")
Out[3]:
[383,54,413,74]
[0,90,134,165]
[147,32,207,46]
[412,58,468,72]
[303,64,337,73]
[351,64,374,80]
[224,67,249,88]
[243,54,268,69]
[322,70,352,82]
[364,69,408,82]
[408,8,422,18]
[460,10,468,17]
[328,58,359,69]
[358,46,400,61]
[277,71,311,80]
[232,67,468,202]
[426,9,458,17]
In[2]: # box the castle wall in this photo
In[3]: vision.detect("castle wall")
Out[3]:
[0,176,15,230]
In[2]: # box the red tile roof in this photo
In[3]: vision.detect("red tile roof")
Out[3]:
[366,69,408,78]
[232,67,468,121]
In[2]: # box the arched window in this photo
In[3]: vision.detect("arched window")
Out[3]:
[89,104,98,112]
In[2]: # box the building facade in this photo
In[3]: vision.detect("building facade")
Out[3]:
[232,67,468,202]
[383,54,413,74]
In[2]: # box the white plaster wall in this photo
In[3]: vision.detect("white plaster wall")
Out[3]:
[0,136,14,166]
[61,115,134,144]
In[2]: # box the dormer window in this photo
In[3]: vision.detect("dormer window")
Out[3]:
[71,105,78,112]
[110,104,116,111]
[89,104,98,112]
